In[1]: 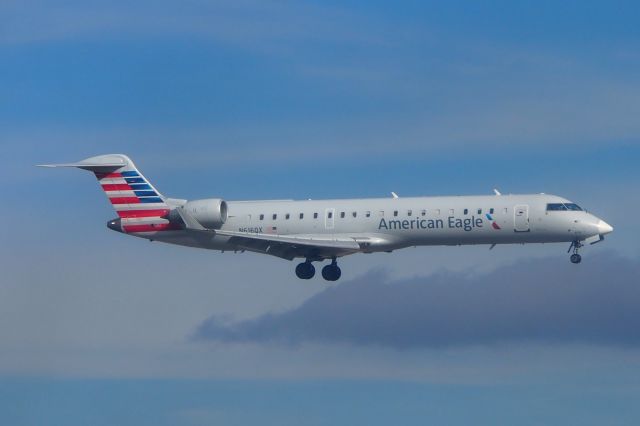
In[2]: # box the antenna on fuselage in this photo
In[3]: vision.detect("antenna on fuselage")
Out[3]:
[493,188,502,196]
[391,192,399,199]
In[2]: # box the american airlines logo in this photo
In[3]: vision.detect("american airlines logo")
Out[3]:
[378,215,499,232]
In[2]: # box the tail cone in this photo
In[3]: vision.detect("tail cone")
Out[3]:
[107,218,123,233]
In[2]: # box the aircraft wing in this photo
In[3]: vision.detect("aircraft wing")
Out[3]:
[174,205,361,260]
[214,229,361,260]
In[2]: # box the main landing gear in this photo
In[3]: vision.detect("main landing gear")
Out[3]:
[568,240,583,264]
[321,258,341,281]
[295,260,315,279]
[295,258,341,281]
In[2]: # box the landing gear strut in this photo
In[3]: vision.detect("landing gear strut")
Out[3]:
[295,260,315,279]
[568,241,583,264]
[321,258,341,281]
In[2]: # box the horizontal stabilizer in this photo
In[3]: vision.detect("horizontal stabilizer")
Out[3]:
[37,162,126,172]
[38,156,127,173]
[37,154,129,172]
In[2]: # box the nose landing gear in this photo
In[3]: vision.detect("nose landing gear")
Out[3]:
[568,241,583,264]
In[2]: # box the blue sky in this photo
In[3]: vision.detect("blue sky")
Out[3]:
[2,1,640,424]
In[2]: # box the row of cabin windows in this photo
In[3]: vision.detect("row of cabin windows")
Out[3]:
[392,208,496,217]
[258,207,502,221]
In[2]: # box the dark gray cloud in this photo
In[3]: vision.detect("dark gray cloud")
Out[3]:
[195,253,640,348]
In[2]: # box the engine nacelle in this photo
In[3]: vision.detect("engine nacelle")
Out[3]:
[183,198,228,229]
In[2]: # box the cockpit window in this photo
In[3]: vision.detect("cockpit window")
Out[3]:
[547,203,583,211]
[565,203,583,211]
[547,203,567,211]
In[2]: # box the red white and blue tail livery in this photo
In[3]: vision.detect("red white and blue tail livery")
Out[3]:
[40,154,178,233]
[40,154,613,281]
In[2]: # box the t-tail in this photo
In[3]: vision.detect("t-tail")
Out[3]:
[38,154,179,233]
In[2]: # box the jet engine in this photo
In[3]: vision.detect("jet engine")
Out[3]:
[182,198,228,229]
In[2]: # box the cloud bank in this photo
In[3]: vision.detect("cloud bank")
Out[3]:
[196,253,640,348]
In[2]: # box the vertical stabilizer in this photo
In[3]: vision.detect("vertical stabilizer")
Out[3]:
[39,154,179,233]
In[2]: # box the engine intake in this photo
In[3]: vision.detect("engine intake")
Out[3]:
[183,198,228,229]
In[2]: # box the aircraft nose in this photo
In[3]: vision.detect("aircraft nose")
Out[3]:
[596,219,614,235]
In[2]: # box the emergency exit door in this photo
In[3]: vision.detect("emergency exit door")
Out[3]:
[514,205,530,232]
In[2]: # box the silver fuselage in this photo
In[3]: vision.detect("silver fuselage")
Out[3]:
[41,154,614,278]
[148,193,611,256]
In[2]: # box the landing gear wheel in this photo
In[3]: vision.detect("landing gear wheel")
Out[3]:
[568,240,584,264]
[295,261,315,279]
[321,262,341,281]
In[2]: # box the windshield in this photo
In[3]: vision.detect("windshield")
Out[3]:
[564,203,583,211]
[547,203,583,212]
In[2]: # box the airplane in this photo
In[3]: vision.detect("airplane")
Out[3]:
[40,154,614,281]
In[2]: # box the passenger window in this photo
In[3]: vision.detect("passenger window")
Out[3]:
[477,208,482,214]
[421,209,426,216]
[407,210,412,216]
[259,214,264,220]
[352,212,357,218]
[449,209,454,215]
[328,212,333,219]
[489,208,494,214]
[379,210,385,217]
[502,208,507,214]
[435,209,440,215]
[365,211,371,218]
[340,212,345,218]
[314,212,318,219]
[272,214,277,220]
[299,213,304,219]
[285,213,290,220]
[464,209,468,215]
[393,210,398,217]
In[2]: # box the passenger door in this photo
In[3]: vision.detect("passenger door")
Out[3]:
[325,208,335,230]
[514,205,530,232]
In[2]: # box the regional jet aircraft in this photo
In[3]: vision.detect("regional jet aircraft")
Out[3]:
[40,154,613,281]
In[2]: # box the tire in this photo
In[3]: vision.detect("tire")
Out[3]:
[570,254,582,264]
[322,265,341,281]
[295,262,315,279]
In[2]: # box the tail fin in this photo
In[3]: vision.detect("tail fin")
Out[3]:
[39,154,178,233]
